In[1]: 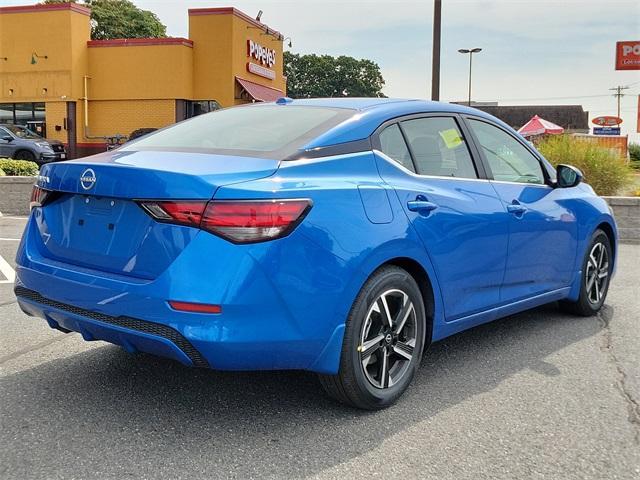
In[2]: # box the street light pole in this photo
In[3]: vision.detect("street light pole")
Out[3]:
[458,48,482,106]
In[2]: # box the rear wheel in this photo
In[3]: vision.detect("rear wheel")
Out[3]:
[319,266,426,410]
[560,229,612,316]
[14,150,37,162]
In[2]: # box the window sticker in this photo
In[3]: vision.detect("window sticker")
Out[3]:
[439,128,463,149]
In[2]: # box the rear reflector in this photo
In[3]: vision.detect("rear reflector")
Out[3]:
[168,300,222,314]
[139,199,311,244]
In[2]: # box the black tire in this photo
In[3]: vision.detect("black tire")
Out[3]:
[14,150,37,162]
[560,229,612,316]
[318,266,427,410]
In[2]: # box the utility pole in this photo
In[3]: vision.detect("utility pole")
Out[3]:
[431,0,441,101]
[609,85,629,118]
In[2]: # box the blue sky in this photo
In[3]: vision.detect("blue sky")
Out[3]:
[3,0,639,139]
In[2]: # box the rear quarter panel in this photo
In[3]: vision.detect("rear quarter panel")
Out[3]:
[214,151,445,373]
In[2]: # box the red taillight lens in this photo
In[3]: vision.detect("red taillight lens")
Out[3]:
[201,199,311,243]
[140,201,207,227]
[139,199,311,244]
[30,185,52,210]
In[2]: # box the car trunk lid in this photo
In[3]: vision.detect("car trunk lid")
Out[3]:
[33,150,279,279]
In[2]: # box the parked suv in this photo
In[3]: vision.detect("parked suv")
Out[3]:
[0,124,66,165]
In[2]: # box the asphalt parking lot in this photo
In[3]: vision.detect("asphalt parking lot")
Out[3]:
[0,214,638,480]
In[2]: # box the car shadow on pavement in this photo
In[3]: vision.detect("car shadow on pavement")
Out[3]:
[0,303,606,479]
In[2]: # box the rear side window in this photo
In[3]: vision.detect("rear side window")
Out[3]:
[400,117,478,179]
[121,105,354,159]
[468,119,545,184]
[379,124,415,172]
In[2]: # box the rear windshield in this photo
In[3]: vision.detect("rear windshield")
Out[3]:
[121,105,354,159]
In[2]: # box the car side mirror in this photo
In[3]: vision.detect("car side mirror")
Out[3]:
[2,135,13,142]
[556,164,583,188]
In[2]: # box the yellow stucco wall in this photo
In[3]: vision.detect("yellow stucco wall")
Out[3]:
[0,6,89,102]
[87,43,193,101]
[189,8,285,105]
[189,12,234,104]
[44,101,67,143]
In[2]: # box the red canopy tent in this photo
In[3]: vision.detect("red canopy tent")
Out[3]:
[517,115,564,137]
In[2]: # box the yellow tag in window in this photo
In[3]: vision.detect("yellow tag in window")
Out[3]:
[439,128,463,149]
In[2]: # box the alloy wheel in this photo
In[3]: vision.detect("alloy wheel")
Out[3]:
[359,289,417,389]
[585,242,609,304]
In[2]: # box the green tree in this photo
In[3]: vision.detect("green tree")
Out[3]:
[284,52,385,98]
[41,0,166,40]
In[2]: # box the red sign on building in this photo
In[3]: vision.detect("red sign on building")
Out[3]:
[616,41,640,70]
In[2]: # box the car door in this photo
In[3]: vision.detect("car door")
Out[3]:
[0,127,15,157]
[373,115,510,321]
[464,117,578,303]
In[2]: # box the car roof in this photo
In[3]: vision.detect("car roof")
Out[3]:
[262,98,510,150]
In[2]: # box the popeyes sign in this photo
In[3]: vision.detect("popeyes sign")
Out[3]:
[247,39,276,79]
[616,41,640,70]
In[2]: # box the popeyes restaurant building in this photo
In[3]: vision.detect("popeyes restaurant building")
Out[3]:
[0,3,286,158]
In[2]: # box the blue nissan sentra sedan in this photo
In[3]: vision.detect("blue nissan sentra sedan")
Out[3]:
[15,98,617,409]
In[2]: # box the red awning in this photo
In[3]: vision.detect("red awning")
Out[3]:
[235,77,284,102]
[517,115,564,137]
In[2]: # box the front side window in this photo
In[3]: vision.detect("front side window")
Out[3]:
[122,105,354,159]
[468,119,544,185]
[400,117,478,179]
[379,123,414,172]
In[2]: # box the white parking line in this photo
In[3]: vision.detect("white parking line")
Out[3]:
[0,254,16,284]
[0,238,20,242]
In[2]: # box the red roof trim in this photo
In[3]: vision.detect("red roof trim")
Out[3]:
[188,7,282,38]
[87,38,193,48]
[0,3,91,16]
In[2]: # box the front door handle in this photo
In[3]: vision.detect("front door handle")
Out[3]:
[506,202,527,216]
[407,195,438,213]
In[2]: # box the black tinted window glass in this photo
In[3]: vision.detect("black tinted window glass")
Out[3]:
[401,117,478,179]
[468,119,544,184]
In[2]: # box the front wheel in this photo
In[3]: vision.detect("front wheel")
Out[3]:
[560,229,612,316]
[318,266,426,410]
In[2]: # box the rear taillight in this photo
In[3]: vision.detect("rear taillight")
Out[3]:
[139,199,311,244]
[30,185,54,210]
[140,201,206,227]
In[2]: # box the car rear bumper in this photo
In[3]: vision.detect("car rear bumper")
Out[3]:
[15,286,207,367]
[15,213,350,373]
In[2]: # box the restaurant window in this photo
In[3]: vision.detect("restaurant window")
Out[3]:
[0,103,12,123]
[188,100,220,118]
[0,102,45,125]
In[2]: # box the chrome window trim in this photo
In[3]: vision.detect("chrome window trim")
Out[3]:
[375,150,554,190]
[373,150,492,184]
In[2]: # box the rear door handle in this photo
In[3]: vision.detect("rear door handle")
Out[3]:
[407,196,438,213]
